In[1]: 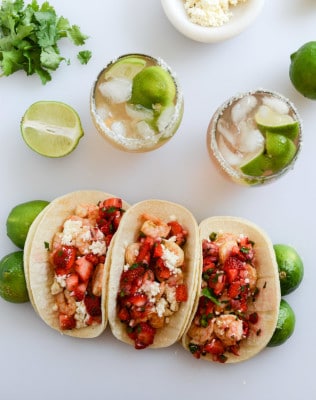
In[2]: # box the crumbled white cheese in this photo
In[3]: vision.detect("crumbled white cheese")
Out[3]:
[74,300,89,328]
[141,280,161,303]
[161,243,181,275]
[184,0,248,27]
[165,285,179,312]
[156,298,168,317]
[89,240,106,255]
[61,219,83,245]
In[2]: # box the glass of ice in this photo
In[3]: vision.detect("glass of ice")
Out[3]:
[90,54,184,152]
[207,89,302,186]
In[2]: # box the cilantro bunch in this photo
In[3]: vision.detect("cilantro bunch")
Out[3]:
[0,0,92,84]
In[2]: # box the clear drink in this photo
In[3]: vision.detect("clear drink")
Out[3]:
[90,54,184,152]
[207,90,302,185]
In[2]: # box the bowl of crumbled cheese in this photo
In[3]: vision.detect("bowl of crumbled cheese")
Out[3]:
[160,0,264,43]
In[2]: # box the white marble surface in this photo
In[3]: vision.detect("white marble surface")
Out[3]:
[0,1,314,399]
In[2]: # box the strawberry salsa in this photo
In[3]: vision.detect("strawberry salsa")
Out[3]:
[117,215,189,349]
[187,232,260,363]
[49,198,125,330]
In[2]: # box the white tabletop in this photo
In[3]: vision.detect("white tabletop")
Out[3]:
[0,1,314,399]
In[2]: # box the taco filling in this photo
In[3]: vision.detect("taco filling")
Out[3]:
[116,214,189,349]
[187,231,261,363]
[49,198,125,331]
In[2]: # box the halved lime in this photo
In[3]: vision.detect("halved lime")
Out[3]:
[130,66,176,109]
[105,56,146,80]
[274,244,304,296]
[255,105,299,140]
[6,200,50,249]
[268,299,296,347]
[21,101,84,158]
[240,152,273,177]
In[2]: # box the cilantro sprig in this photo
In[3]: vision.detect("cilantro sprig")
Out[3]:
[0,0,92,84]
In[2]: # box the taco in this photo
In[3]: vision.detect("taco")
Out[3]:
[182,216,281,363]
[107,199,201,349]
[24,190,130,338]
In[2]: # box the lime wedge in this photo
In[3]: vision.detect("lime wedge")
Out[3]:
[266,132,297,171]
[255,105,299,140]
[105,56,146,80]
[21,101,84,158]
[130,66,176,109]
[240,152,273,177]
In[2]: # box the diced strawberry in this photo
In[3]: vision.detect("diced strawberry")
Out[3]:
[223,256,244,271]
[72,282,87,301]
[134,322,156,350]
[136,238,153,264]
[84,295,102,317]
[154,258,171,281]
[59,314,76,330]
[204,338,225,355]
[153,242,163,258]
[66,273,79,291]
[129,293,148,307]
[175,284,188,302]
[167,220,187,246]
[226,268,239,283]
[53,246,76,274]
[85,253,100,265]
[75,256,93,282]
[103,197,122,209]
[228,281,242,299]
[118,307,130,322]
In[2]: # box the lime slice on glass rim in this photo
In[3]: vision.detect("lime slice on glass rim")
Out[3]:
[104,56,146,80]
[255,105,299,140]
[21,101,84,158]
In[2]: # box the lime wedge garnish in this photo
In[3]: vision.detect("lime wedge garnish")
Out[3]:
[21,101,84,158]
[266,132,297,171]
[240,152,273,177]
[130,66,176,109]
[255,105,299,140]
[104,56,146,80]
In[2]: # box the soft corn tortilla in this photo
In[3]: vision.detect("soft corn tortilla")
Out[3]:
[107,199,201,348]
[25,190,130,338]
[182,216,281,363]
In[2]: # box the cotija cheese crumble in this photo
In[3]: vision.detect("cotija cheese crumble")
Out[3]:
[184,0,248,27]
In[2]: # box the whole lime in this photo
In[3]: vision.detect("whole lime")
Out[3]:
[289,41,316,100]
[268,299,295,347]
[274,244,304,296]
[6,199,49,249]
[0,251,29,303]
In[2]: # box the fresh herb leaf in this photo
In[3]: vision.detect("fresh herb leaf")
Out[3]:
[77,50,91,65]
[201,287,222,306]
[0,0,92,83]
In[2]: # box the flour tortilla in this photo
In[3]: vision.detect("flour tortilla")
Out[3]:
[107,199,201,348]
[25,190,130,338]
[182,216,281,363]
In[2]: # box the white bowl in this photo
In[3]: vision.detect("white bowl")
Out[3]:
[161,0,265,43]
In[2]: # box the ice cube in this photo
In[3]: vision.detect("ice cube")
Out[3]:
[217,119,236,147]
[136,121,156,139]
[231,95,257,125]
[238,120,265,153]
[125,104,154,121]
[262,96,289,115]
[96,104,111,120]
[111,121,126,137]
[99,78,132,103]
[217,135,243,166]
[157,105,175,131]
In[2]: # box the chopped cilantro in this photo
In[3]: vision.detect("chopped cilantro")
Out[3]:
[201,287,222,306]
[0,0,92,84]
